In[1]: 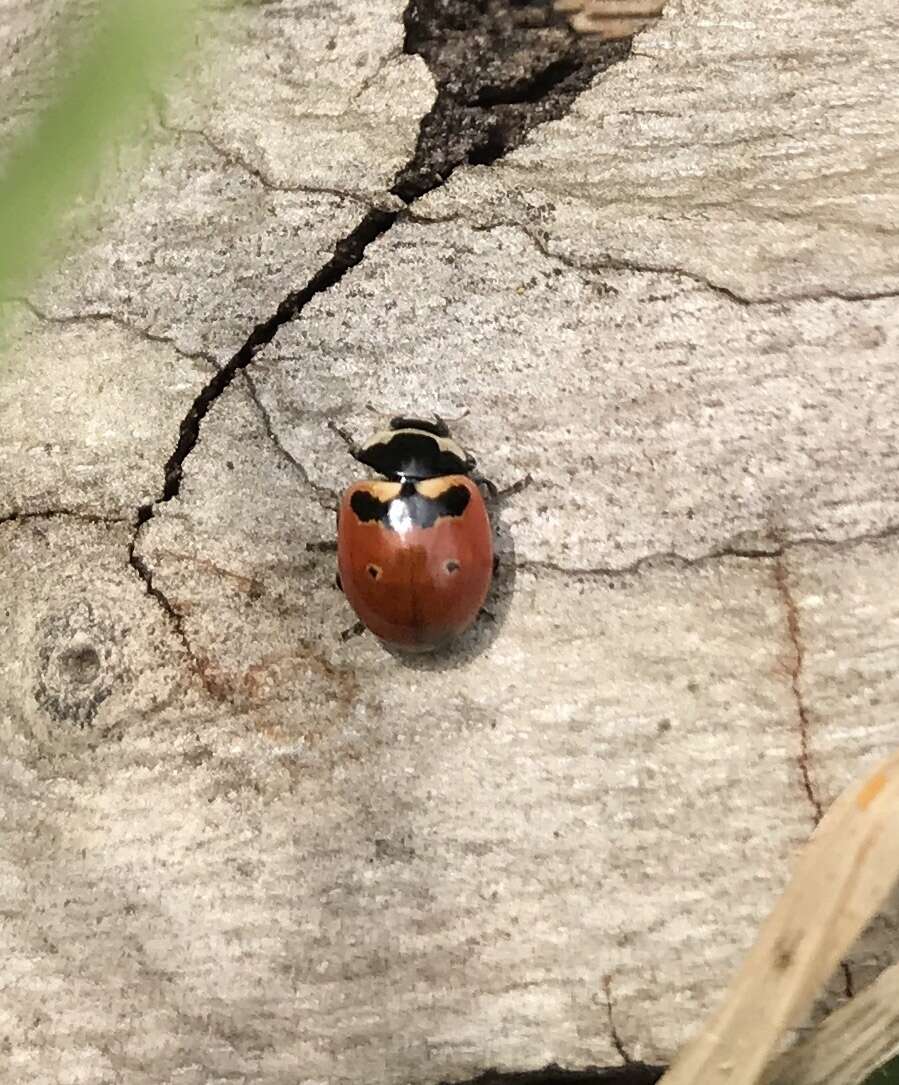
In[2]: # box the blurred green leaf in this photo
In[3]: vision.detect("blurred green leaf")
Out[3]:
[0,0,197,310]
[866,1056,899,1083]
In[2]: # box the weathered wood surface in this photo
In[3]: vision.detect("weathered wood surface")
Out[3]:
[1,1,898,1082]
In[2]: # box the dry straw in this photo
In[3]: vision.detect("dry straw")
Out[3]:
[554,0,667,39]
[658,752,899,1085]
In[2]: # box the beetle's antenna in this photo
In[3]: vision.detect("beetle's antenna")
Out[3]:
[496,473,533,500]
[434,407,470,428]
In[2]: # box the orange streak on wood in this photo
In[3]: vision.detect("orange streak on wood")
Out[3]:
[857,770,888,811]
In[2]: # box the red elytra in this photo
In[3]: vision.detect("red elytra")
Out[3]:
[335,419,493,651]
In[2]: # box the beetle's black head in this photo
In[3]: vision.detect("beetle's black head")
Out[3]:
[356,418,475,480]
[388,415,450,437]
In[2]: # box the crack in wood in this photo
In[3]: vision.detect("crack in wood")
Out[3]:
[126,531,217,700]
[5,296,217,367]
[406,216,899,308]
[513,518,899,580]
[154,110,378,210]
[444,1064,665,1085]
[241,371,338,511]
[772,554,856,1002]
[0,508,133,527]
[603,974,633,1064]
[772,555,823,824]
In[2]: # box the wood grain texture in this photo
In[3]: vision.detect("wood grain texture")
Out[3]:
[420,0,899,302]
[2,0,898,1081]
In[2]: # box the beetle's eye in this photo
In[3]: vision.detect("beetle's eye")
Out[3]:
[445,559,460,574]
[367,564,382,580]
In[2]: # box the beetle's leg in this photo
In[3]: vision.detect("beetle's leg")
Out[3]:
[499,473,533,499]
[472,472,499,500]
[307,504,341,588]
[481,473,533,503]
[340,620,366,642]
[479,607,496,623]
[328,418,365,462]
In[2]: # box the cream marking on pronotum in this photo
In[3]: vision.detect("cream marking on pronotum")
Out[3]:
[362,428,470,466]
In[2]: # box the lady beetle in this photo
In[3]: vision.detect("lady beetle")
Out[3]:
[334,416,494,652]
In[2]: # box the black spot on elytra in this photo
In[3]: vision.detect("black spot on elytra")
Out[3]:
[350,490,387,523]
[367,564,382,579]
[351,483,471,531]
[446,559,461,573]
